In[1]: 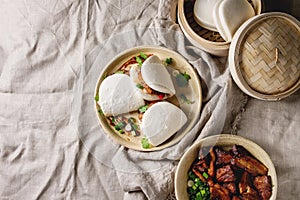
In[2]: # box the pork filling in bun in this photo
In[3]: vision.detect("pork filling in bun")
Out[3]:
[130,55,175,101]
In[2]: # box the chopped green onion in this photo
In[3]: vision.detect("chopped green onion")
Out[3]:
[139,105,149,113]
[136,56,143,66]
[140,52,148,60]
[111,118,116,124]
[196,192,201,198]
[117,121,126,129]
[114,125,121,131]
[187,171,211,200]
[165,57,173,65]
[188,180,194,187]
[192,185,197,190]
[202,172,209,179]
[128,117,136,123]
[114,121,126,131]
[132,124,139,131]
[189,171,197,180]
[141,137,151,149]
[136,83,144,89]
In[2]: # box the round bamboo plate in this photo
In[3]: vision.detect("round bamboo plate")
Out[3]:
[94,46,202,151]
[178,0,262,56]
[229,12,300,101]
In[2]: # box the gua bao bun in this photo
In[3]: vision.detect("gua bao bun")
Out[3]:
[141,102,187,146]
[193,0,223,31]
[130,55,175,101]
[213,0,255,42]
[98,74,145,116]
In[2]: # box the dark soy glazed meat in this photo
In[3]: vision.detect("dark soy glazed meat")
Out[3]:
[189,145,273,200]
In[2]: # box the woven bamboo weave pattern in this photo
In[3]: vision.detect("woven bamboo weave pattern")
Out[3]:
[239,18,300,94]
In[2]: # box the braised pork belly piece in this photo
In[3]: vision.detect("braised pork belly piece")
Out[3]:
[222,182,237,194]
[238,171,251,195]
[231,155,268,176]
[189,144,273,200]
[215,147,233,165]
[216,165,236,183]
[254,175,272,200]
[241,186,261,200]
[210,184,230,200]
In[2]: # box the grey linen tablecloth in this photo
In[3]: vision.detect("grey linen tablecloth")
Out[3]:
[0,0,299,199]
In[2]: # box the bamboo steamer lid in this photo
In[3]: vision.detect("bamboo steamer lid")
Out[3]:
[229,12,300,101]
[177,0,262,56]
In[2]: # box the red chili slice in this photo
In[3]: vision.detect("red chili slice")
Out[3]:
[158,94,164,100]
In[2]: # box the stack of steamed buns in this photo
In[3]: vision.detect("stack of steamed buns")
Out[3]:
[194,0,255,41]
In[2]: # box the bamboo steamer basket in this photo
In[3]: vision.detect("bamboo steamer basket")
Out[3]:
[229,12,300,101]
[177,0,262,56]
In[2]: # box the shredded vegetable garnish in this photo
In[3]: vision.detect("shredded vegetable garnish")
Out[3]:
[136,52,148,66]
[140,52,148,60]
[128,117,136,123]
[136,56,143,66]
[114,121,126,131]
[139,105,149,113]
[109,116,140,137]
[136,83,144,89]
[132,123,139,131]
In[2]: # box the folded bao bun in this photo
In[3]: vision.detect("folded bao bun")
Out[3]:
[130,55,175,101]
[213,0,255,42]
[193,0,223,31]
[98,74,145,116]
[141,102,188,146]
